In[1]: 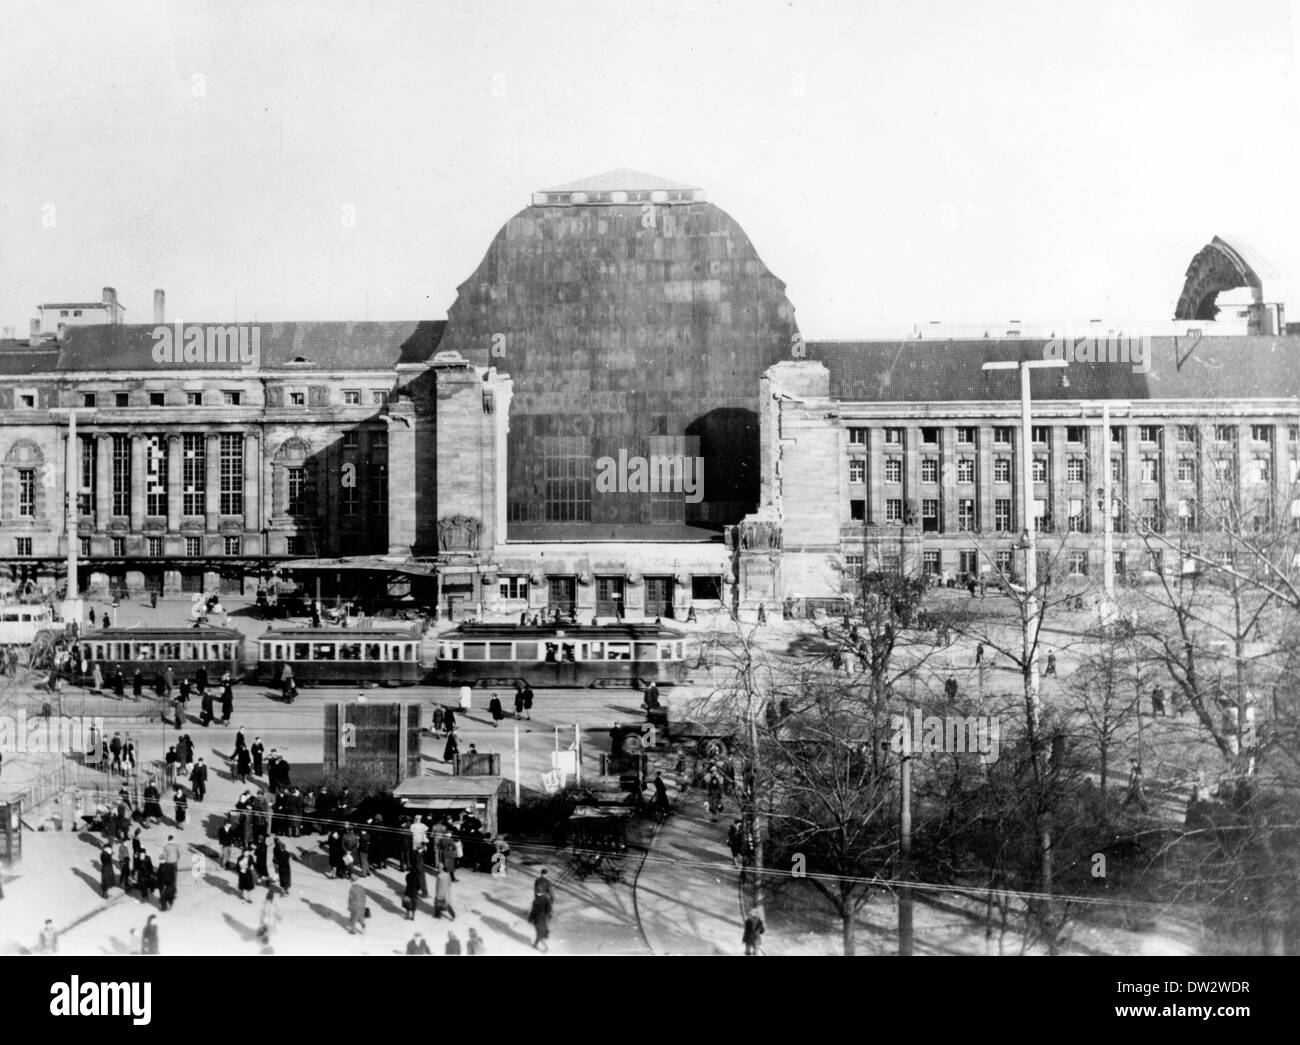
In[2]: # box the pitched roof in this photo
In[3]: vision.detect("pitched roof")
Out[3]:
[0,342,64,375]
[44,321,446,372]
[540,168,701,194]
[807,336,1300,403]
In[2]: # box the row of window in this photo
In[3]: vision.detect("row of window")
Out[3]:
[42,388,392,410]
[437,639,684,663]
[260,640,418,662]
[87,641,240,663]
[846,547,1174,579]
[846,423,1299,448]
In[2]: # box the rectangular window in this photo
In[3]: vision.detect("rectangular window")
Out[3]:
[17,468,35,517]
[884,458,902,483]
[15,537,31,557]
[848,459,865,484]
[1250,425,1273,444]
[1111,457,1123,483]
[920,427,940,445]
[343,431,359,449]
[849,499,866,521]
[145,435,168,516]
[185,536,201,557]
[182,434,205,516]
[222,390,242,406]
[847,427,868,445]
[372,430,387,450]
[371,389,387,405]
[185,391,203,407]
[370,463,387,519]
[956,458,975,483]
[341,481,359,516]
[287,467,307,516]
[959,550,978,577]
[1065,456,1085,482]
[1140,498,1161,532]
[499,576,530,600]
[111,435,131,515]
[1177,425,1197,443]
[219,433,243,515]
[1068,551,1088,575]
[1214,457,1236,482]
[82,392,96,408]
[993,427,1013,445]
[995,549,1014,575]
[286,537,302,556]
[1139,425,1162,444]
[147,537,163,557]
[17,393,35,409]
[79,537,91,557]
[921,459,938,483]
[1252,458,1272,484]
[111,537,125,557]
[344,390,361,406]
[1177,457,1196,482]
[993,457,1011,483]
[955,427,976,445]
[1110,425,1125,446]
[79,436,96,515]
[149,391,165,407]
[543,435,590,523]
[920,551,941,577]
[1177,499,1198,531]
[1214,425,1237,444]
[885,499,903,523]
[1032,457,1048,483]
[957,498,975,531]
[883,428,902,445]
[224,536,240,555]
[921,498,940,533]
[115,392,129,408]
[1068,498,1086,532]
[1032,425,1050,444]
[1066,426,1086,444]
[1140,456,1160,483]
[995,499,1012,532]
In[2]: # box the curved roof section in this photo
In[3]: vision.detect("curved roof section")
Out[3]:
[31,321,445,372]
[1174,235,1280,321]
[808,336,1300,403]
[541,168,701,194]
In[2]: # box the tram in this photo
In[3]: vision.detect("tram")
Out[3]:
[82,626,248,684]
[253,626,425,686]
[0,603,57,645]
[432,622,690,688]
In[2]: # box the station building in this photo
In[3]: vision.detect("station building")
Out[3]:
[0,174,1295,617]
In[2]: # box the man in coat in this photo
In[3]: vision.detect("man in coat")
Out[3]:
[251,737,265,777]
[742,908,765,955]
[190,758,208,802]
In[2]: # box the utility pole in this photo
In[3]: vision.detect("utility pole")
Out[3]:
[49,407,95,621]
[1102,401,1114,601]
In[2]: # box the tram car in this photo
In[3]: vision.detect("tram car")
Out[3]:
[432,622,690,688]
[253,626,425,686]
[81,626,248,686]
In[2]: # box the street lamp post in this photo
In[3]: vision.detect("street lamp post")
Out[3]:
[980,359,1067,728]
[48,407,96,618]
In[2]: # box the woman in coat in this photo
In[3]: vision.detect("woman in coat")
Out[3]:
[273,838,292,890]
[488,693,503,727]
[402,867,421,920]
[235,746,251,783]
[99,845,116,898]
[237,850,256,903]
[347,881,367,934]
[135,852,156,900]
[327,829,344,879]
[443,728,460,764]
[433,867,456,919]
[254,838,270,882]
[173,787,188,829]
[528,892,552,952]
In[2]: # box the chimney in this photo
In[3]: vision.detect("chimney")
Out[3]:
[153,289,165,325]
[30,318,41,342]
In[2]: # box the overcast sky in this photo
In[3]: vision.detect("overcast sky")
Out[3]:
[2,0,1298,339]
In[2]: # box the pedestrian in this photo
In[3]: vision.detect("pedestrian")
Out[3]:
[742,908,765,955]
[273,838,292,891]
[528,891,552,952]
[91,663,103,693]
[467,927,485,954]
[237,849,256,902]
[458,684,472,712]
[406,932,431,954]
[200,691,214,727]
[132,670,143,699]
[488,692,503,727]
[1152,686,1167,717]
[1123,759,1150,812]
[945,676,958,702]
[706,770,723,823]
[38,919,58,954]
[445,931,462,955]
[513,682,526,719]
[975,643,984,666]
[255,837,270,883]
[190,758,207,801]
[258,888,282,948]
[99,844,116,898]
[347,881,368,935]
[727,819,745,868]
[251,737,264,777]
[220,680,233,725]
[443,728,460,764]
[327,828,343,879]
[434,867,456,919]
[173,787,188,829]
[219,815,236,868]
[236,745,251,784]
[653,772,670,821]
[1045,651,1058,677]
[431,705,445,736]
[88,607,96,628]
[403,867,421,920]
[140,915,159,955]
[522,683,534,720]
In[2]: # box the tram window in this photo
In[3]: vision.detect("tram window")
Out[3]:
[676,642,684,659]
[488,643,513,660]
[562,643,576,663]
[364,643,382,661]
[166,643,179,659]
[588,641,604,660]
[20,613,31,622]
[463,643,488,661]
[275,644,284,660]
[635,642,657,661]
[515,641,538,660]
[293,642,311,661]
[659,643,674,660]
[1,613,15,622]
[340,643,361,661]
[183,643,198,660]
[314,643,336,660]
[607,642,631,660]
[405,644,416,660]
[93,643,103,659]
[544,643,558,663]
[137,643,154,660]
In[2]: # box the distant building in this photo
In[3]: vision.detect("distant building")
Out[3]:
[35,287,126,339]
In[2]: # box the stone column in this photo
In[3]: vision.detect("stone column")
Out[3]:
[978,424,995,535]
[941,424,957,533]
[167,435,182,531]
[94,434,111,528]
[243,431,260,537]
[387,408,417,555]
[129,435,146,532]
[205,433,221,531]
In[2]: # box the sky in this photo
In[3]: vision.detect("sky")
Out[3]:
[1,0,1298,340]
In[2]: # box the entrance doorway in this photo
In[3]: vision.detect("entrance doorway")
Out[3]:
[645,576,674,618]
[596,576,625,618]
[548,576,576,617]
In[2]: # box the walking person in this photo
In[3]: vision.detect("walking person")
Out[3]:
[1045,651,1057,677]
[140,915,159,955]
[200,690,214,727]
[433,867,456,919]
[743,908,766,955]
[1123,759,1150,813]
[431,705,445,736]
[236,849,256,903]
[91,663,103,693]
[132,670,143,699]
[513,682,526,720]
[458,683,472,713]
[653,772,671,822]
[173,786,189,830]
[403,867,421,920]
[443,728,460,765]
[528,890,552,951]
[219,815,236,869]
[347,881,368,935]
[521,682,534,720]
[220,679,233,725]
[445,931,462,955]
[236,745,251,784]
[488,692,503,727]
[1151,686,1167,717]
[406,932,431,954]
[251,737,264,777]
[467,927,485,954]
[254,837,270,884]
[258,888,282,949]
[273,838,292,891]
[99,844,116,898]
[727,819,745,868]
[190,758,208,801]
